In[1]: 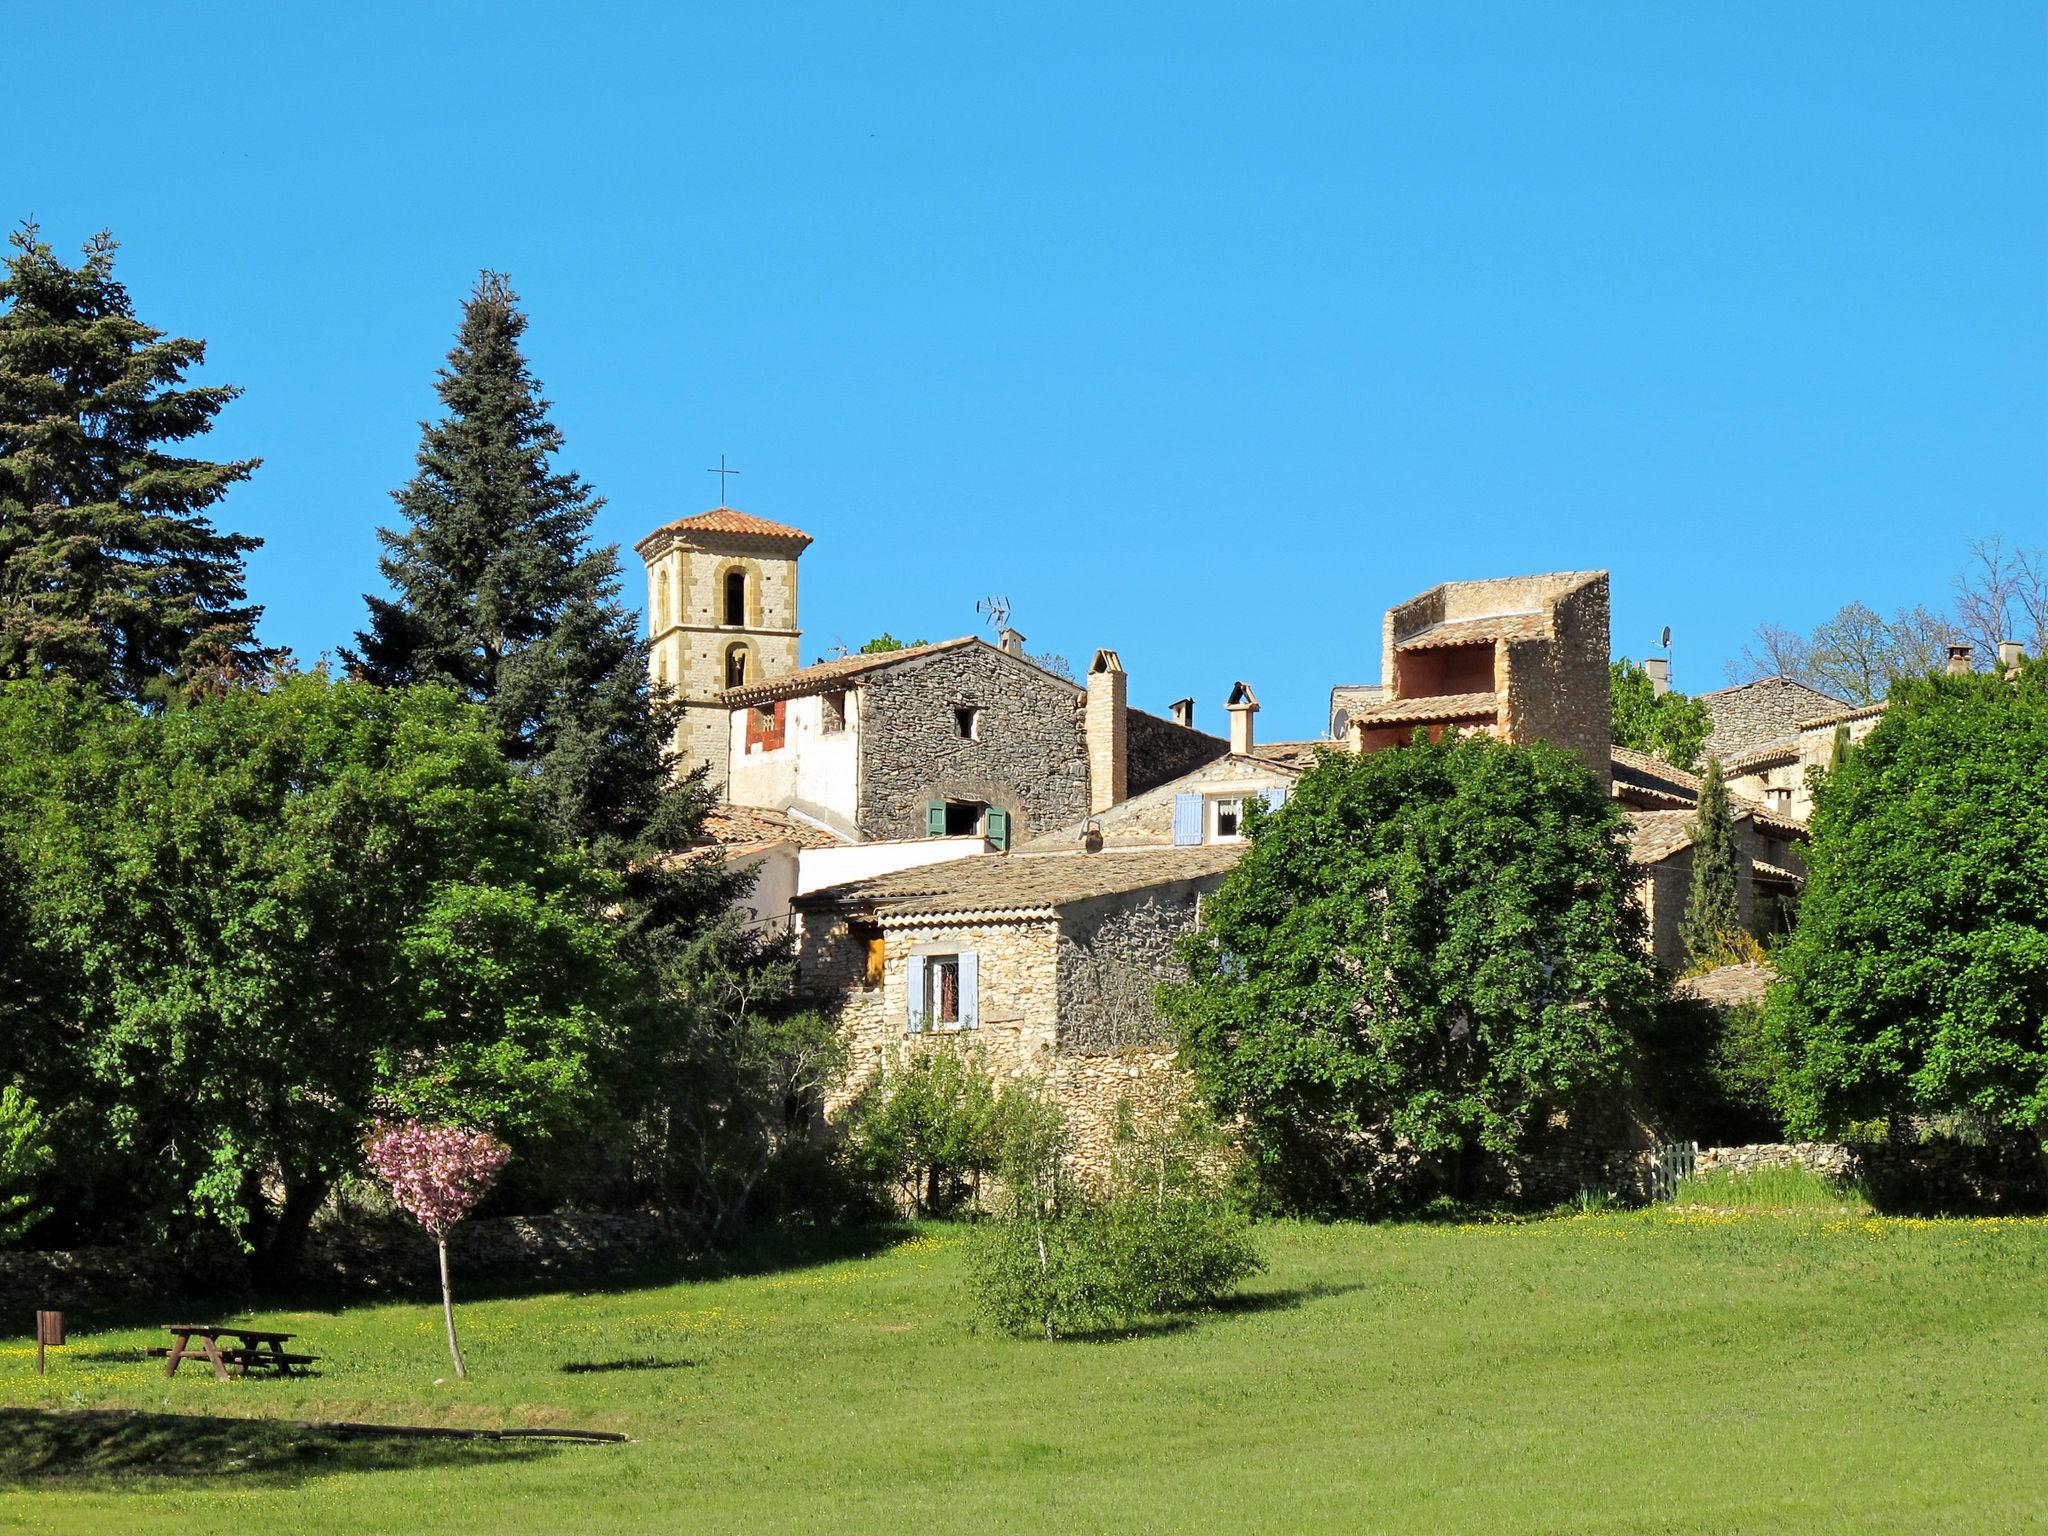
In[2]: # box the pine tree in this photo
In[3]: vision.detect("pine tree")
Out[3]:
[348,272,694,863]
[1678,755,1745,971]
[0,225,267,699]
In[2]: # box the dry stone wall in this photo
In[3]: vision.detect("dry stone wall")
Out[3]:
[858,647,1089,843]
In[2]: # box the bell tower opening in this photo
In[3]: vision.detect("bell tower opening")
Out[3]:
[636,504,812,792]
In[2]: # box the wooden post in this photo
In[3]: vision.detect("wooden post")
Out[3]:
[34,1311,63,1376]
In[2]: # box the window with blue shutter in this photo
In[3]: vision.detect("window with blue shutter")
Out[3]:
[1261,786,1289,812]
[985,807,1009,850]
[1173,792,1203,845]
[958,951,979,1029]
[925,801,947,837]
[906,953,926,1032]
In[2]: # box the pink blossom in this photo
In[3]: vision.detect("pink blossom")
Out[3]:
[364,1121,510,1239]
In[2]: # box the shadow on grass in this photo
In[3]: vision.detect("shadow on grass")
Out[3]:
[0,1407,553,1491]
[1062,1281,1366,1344]
[559,1357,694,1375]
[68,1220,920,1335]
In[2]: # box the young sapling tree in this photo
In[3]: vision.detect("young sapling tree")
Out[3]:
[365,1122,511,1380]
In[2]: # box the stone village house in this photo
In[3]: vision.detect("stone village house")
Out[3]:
[638,506,1817,1175]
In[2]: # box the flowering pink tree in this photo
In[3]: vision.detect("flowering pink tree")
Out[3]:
[365,1122,510,1380]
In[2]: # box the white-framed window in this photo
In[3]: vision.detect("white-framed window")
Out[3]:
[907,949,980,1032]
[1211,797,1245,842]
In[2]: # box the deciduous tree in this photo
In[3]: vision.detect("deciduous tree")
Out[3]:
[1161,736,1657,1211]
[1769,660,2048,1143]
[1609,658,1711,771]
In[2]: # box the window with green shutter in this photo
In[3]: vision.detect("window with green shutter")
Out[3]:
[985,807,1009,850]
[926,801,947,837]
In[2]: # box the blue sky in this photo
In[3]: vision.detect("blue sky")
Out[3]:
[13,3,2045,740]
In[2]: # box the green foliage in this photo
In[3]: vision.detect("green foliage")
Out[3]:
[1678,756,1747,973]
[1609,658,1712,772]
[0,1084,53,1242]
[842,1045,1012,1216]
[0,672,632,1264]
[966,1082,1261,1339]
[1670,1164,1870,1213]
[857,633,927,654]
[347,272,712,880]
[1162,734,1658,1212]
[0,224,268,699]
[1769,660,2048,1140]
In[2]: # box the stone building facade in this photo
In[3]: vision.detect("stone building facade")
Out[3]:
[794,845,1238,1183]
[1696,676,1850,761]
[1330,570,1613,788]
[636,506,811,787]
[719,636,1227,849]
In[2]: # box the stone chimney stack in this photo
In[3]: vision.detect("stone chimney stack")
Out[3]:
[1169,697,1194,729]
[1642,656,1670,697]
[1946,643,1973,676]
[998,627,1026,658]
[1086,649,1128,815]
[1998,640,2024,673]
[1226,681,1259,756]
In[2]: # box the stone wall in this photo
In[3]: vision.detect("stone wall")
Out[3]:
[1046,1046,1209,1189]
[1055,885,1207,1051]
[1690,1140,2042,1209]
[1499,572,1612,789]
[1700,677,1848,759]
[1126,709,1231,797]
[858,646,1089,844]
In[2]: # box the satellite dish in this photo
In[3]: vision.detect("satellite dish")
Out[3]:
[1660,625,1672,650]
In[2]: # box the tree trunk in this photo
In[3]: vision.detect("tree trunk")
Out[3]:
[439,1236,469,1380]
[252,1173,331,1287]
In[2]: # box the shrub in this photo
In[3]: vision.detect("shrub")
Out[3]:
[842,1045,1032,1216]
[0,1085,52,1244]
[965,1082,1262,1339]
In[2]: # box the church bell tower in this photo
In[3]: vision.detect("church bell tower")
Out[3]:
[634,505,811,789]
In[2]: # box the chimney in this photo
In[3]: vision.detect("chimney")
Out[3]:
[1998,640,2024,673]
[1226,681,1259,756]
[1642,656,1670,698]
[998,627,1026,658]
[1086,649,1128,814]
[1946,643,1973,677]
[1169,697,1194,729]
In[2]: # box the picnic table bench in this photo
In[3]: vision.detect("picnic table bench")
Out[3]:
[151,1325,320,1380]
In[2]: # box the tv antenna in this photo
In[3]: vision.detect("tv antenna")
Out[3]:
[976,595,1012,632]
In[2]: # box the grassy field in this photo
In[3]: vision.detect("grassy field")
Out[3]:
[4,1208,2047,1535]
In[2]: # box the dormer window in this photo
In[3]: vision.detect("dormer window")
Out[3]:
[955,706,981,740]
[724,569,747,626]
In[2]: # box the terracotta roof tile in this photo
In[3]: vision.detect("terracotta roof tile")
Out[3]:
[699,803,845,850]
[795,844,1242,922]
[1795,700,1889,731]
[719,637,984,706]
[1248,741,1328,771]
[637,506,813,549]
[1395,612,1549,649]
[1354,691,1499,725]
[1627,809,1702,865]
[1675,961,1775,1008]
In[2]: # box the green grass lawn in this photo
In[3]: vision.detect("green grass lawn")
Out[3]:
[4,1208,2047,1535]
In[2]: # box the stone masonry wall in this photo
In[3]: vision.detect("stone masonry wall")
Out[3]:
[1056,883,1209,1051]
[858,646,1089,844]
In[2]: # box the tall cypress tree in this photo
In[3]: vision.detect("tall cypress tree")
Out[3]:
[0,225,267,699]
[348,272,699,865]
[1678,755,1745,970]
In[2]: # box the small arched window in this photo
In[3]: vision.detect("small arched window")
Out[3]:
[725,643,749,690]
[724,569,747,626]
[654,568,670,631]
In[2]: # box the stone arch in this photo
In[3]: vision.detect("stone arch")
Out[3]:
[711,559,764,629]
[724,640,753,690]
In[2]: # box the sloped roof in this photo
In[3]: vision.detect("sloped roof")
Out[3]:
[1395,612,1549,649]
[1249,741,1328,772]
[1675,961,1775,1008]
[700,803,845,850]
[636,506,813,550]
[1352,691,1499,725]
[719,637,987,706]
[1628,809,1703,865]
[1797,700,1889,731]
[795,844,1242,922]
[1611,745,1705,801]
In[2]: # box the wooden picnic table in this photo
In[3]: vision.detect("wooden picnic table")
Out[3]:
[156,1324,318,1380]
